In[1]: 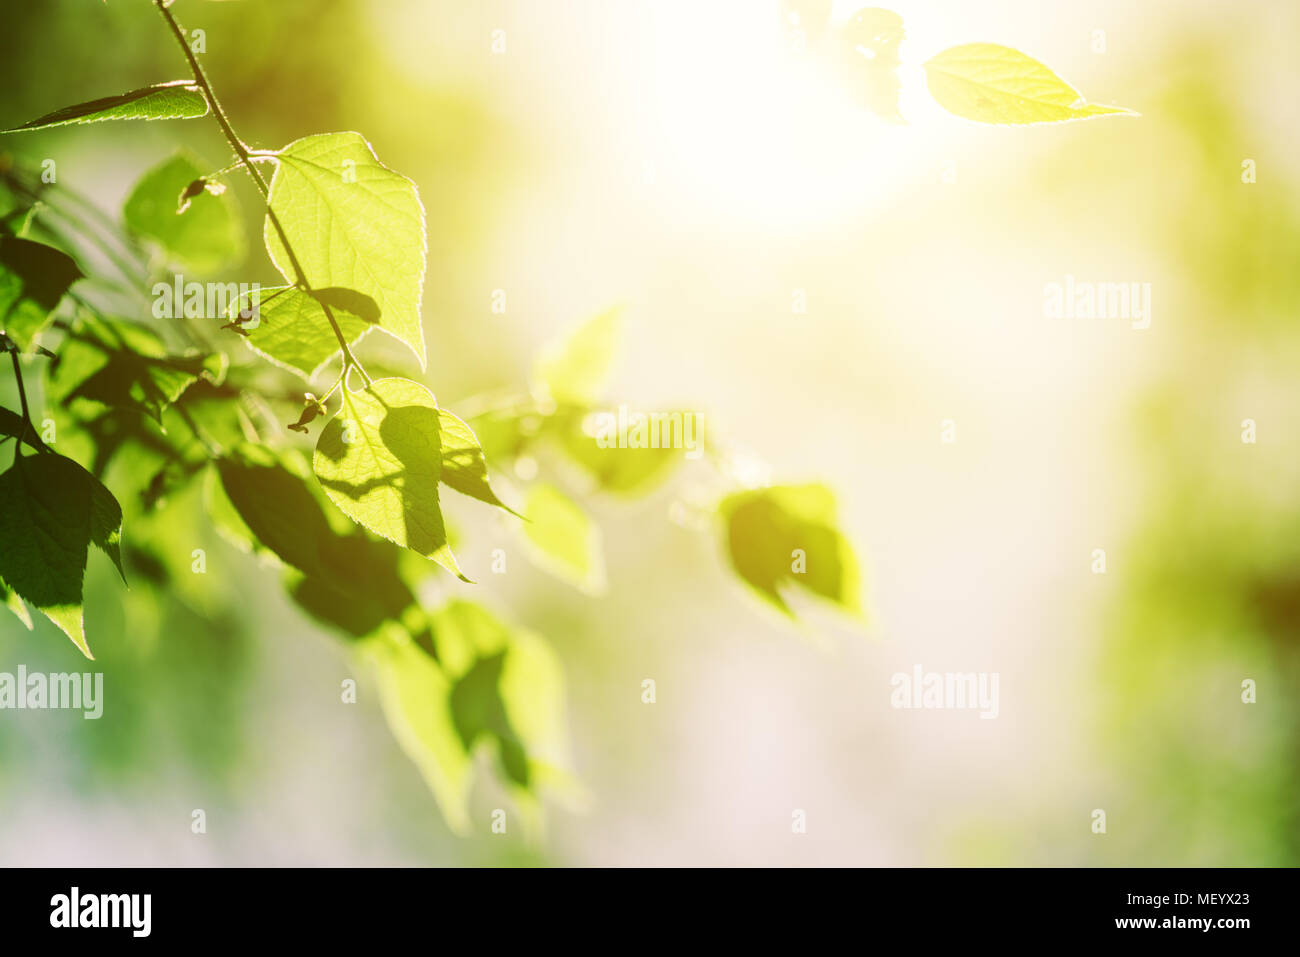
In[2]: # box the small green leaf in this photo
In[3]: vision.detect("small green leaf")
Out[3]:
[230,285,374,378]
[521,482,604,592]
[439,408,519,515]
[923,43,1136,125]
[0,576,33,630]
[265,132,428,367]
[0,234,82,351]
[0,452,125,657]
[719,483,863,620]
[123,152,243,273]
[2,81,209,133]
[534,307,621,403]
[313,377,465,579]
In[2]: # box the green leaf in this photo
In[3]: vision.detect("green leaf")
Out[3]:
[265,132,428,367]
[923,43,1136,125]
[521,482,604,592]
[51,315,226,423]
[230,285,374,379]
[123,152,243,273]
[534,307,620,403]
[0,452,125,657]
[216,451,336,578]
[2,81,209,133]
[0,406,50,452]
[313,377,465,579]
[719,483,863,619]
[0,576,33,630]
[0,234,82,351]
[438,408,519,515]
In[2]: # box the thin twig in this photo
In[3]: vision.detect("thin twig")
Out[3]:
[152,0,370,385]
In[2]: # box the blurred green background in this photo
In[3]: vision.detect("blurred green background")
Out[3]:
[0,0,1296,865]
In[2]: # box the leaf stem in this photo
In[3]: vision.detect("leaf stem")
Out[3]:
[152,0,371,386]
[6,345,34,464]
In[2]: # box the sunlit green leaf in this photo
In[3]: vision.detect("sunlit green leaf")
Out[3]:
[2,81,208,133]
[0,576,33,630]
[439,408,519,515]
[719,483,863,619]
[229,285,374,379]
[0,234,82,351]
[123,152,243,273]
[521,482,604,592]
[923,43,1136,125]
[313,377,465,579]
[265,132,428,367]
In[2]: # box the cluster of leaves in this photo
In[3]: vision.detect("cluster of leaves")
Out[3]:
[0,0,871,828]
[782,2,1136,125]
[0,1,1133,829]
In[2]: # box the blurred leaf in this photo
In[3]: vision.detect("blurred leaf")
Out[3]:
[1,81,208,133]
[719,483,863,619]
[534,307,620,404]
[314,377,465,579]
[0,451,125,657]
[51,315,225,423]
[521,482,604,592]
[265,132,427,367]
[839,8,905,122]
[551,406,684,496]
[923,44,1135,125]
[466,403,541,464]
[123,152,243,273]
[229,285,372,378]
[0,234,82,351]
[438,407,519,515]
[366,599,573,831]
[366,625,471,833]
[450,651,529,786]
